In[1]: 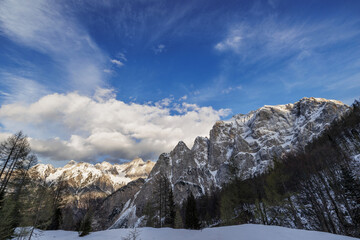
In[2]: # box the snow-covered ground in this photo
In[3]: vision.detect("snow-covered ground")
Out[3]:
[30,224,358,240]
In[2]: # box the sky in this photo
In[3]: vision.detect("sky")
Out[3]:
[0,0,359,167]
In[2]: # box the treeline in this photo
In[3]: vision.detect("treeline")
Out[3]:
[143,100,360,237]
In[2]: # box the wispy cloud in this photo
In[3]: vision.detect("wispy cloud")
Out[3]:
[153,44,166,54]
[215,17,360,63]
[222,85,242,94]
[0,0,107,97]
[117,52,128,62]
[213,10,360,106]
[185,75,243,104]
[0,73,49,103]
[110,59,125,67]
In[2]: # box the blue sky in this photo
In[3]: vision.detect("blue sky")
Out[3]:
[0,0,359,166]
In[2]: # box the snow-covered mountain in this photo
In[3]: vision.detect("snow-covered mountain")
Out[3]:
[28,158,155,203]
[106,97,349,228]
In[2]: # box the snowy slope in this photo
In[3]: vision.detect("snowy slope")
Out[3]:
[30,224,358,240]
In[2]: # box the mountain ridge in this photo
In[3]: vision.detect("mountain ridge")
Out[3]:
[104,97,350,228]
[28,158,155,210]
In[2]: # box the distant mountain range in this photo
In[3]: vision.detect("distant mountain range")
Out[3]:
[28,158,154,206]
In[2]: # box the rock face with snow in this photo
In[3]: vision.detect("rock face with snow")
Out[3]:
[92,178,145,231]
[110,97,349,228]
[28,158,155,205]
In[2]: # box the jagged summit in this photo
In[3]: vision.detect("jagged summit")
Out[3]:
[172,141,190,153]
[65,160,77,166]
[129,157,145,165]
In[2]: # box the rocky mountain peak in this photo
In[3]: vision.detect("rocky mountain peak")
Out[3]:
[192,136,209,151]
[98,161,113,168]
[109,97,350,228]
[173,141,190,153]
[65,160,77,166]
[128,158,144,165]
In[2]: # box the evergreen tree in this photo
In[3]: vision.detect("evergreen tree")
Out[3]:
[79,210,92,237]
[184,192,200,229]
[165,188,176,228]
[220,192,235,224]
[153,173,173,227]
[174,209,183,229]
[144,201,156,227]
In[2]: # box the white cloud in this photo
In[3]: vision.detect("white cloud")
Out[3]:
[0,91,230,162]
[0,132,12,143]
[179,95,188,101]
[215,34,242,52]
[93,88,116,102]
[110,59,125,67]
[153,44,166,54]
[0,0,106,95]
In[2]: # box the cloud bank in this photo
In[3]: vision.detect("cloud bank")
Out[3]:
[0,90,230,162]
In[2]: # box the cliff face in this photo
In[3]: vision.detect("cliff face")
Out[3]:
[109,97,349,228]
[92,178,145,231]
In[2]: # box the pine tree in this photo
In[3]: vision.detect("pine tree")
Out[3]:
[165,188,176,228]
[79,210,92,237]
[174,209,183,229]
[184,192,200,229]
[153,173,173,227]
[220,191,235,224]
[144,201,155,227]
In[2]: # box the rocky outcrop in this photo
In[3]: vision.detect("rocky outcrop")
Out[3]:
[110,97,349,228]
[92,178,145,231]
